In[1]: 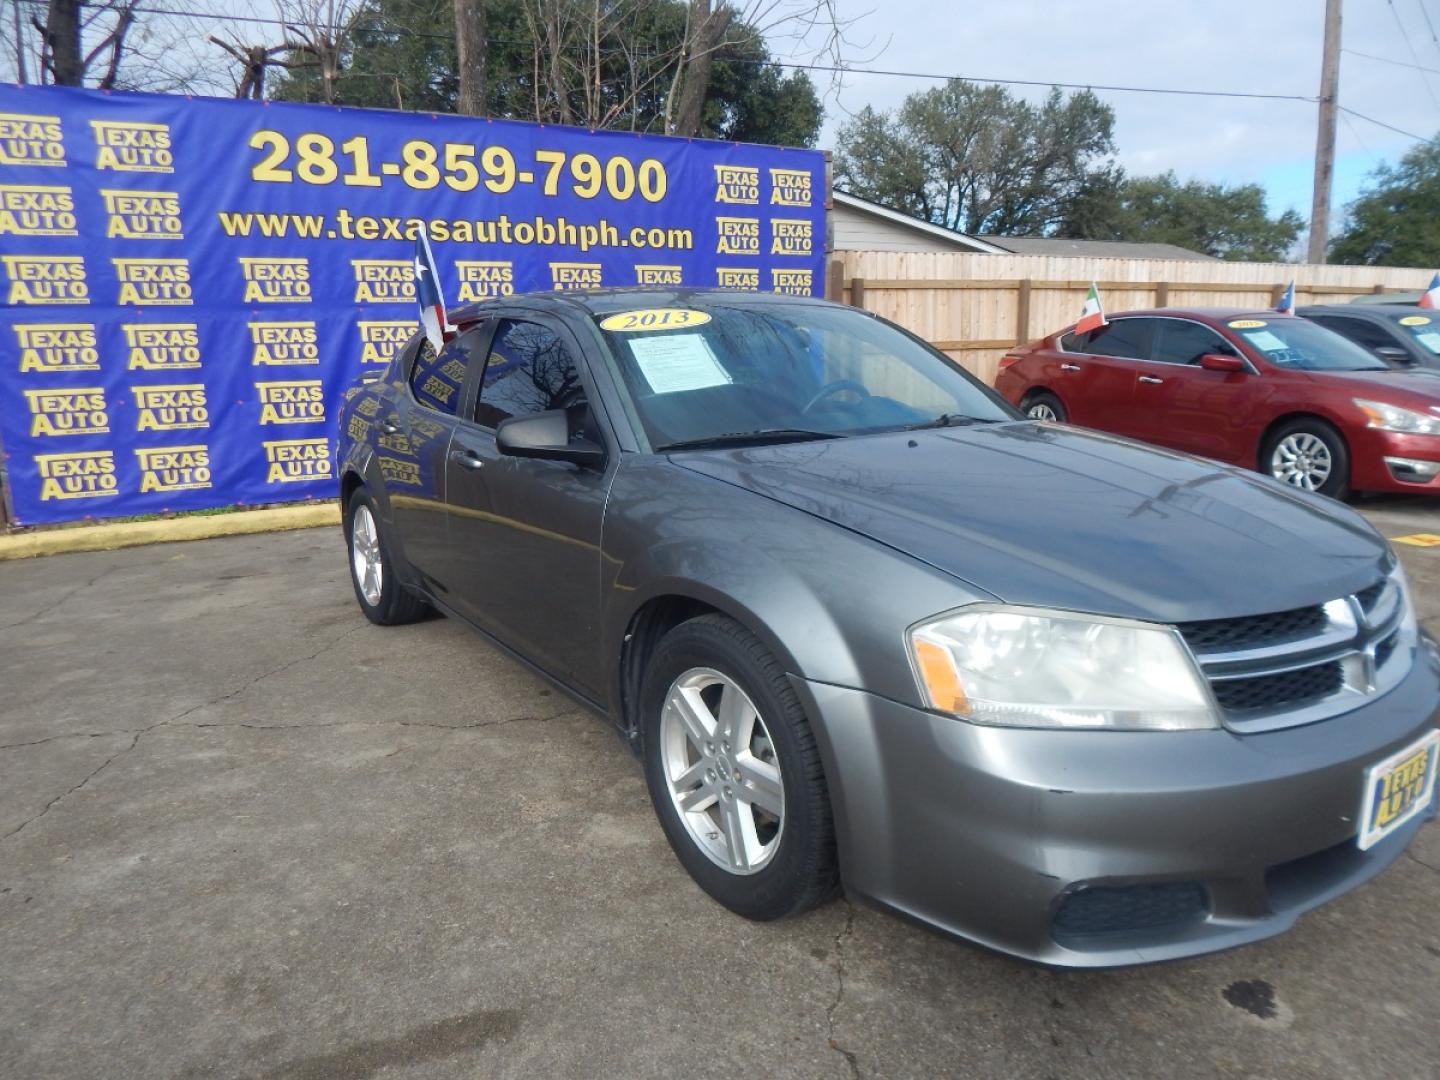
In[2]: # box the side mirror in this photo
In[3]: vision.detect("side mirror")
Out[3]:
[1375,345,1415,365]
[1199,353,1246,373]
[495,409,606,468]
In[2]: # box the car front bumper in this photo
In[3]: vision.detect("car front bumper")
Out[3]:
[1352,430,1440,492]
[793,642,1440,968]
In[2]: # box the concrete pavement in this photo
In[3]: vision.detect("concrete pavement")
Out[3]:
[3,497,1440,1079]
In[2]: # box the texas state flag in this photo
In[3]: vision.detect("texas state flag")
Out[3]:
[1275,281,1296,315]
[1419,273,1440,310]
[413,233,452,353]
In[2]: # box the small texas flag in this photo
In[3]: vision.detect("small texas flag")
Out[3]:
[413,232,453,354]
[1275,280,1296,315]
[1075,282,1106,334]
[1419,272,1440,310]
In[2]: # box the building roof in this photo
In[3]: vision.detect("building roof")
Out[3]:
[832,191,1007,254]
[977,236,1218,261]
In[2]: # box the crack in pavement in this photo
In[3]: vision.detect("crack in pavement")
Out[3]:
[0,565,119,633]
[1407,850,1440,875]
[826,904,861,1080]
[1,623,372,842]
[2,730,141,841]
[0,709,581,751]
[0,729,149,751]
[1,665,580,842]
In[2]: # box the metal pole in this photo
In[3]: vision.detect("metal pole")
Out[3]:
[1308,0,1342,264]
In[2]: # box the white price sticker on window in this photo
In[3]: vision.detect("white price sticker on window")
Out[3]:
[1243,330,1290,352]
[629,333,732,395]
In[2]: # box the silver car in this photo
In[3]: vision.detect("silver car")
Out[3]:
[336,289,1440,966]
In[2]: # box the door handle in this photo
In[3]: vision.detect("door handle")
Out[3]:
[1138,375,1164,385]
[1060,363,1081,372]
[449,449,485,471]
[379,417,401,435]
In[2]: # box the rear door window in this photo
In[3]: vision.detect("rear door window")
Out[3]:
[409,337,469,416]
[1153,320,1233,366]
[1071,318,1153,360]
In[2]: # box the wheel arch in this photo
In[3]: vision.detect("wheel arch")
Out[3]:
[339,468,365,514]
[1255,410,1351,471]
[1019,384,1058,405]
[614,584,806,745]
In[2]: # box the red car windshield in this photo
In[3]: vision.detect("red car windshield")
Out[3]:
[1229,317,1387,372]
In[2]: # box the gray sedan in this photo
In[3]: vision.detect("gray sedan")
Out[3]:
[335,289,1440,967]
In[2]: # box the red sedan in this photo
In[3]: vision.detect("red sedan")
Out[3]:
[995,308,1440,498]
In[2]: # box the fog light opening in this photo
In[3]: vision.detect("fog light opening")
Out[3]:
[1383,456,1440,483]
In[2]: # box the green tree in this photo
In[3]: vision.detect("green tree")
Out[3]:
[1330,138,1440,266]
[269,0,822,146]
[834,82,1118,235]
[1059,171,1304,261]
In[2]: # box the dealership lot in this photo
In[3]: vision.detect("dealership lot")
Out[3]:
[4,498,1440,1079]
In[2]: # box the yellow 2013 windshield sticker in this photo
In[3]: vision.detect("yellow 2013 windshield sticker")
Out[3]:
[1400,315,1432,326]
[1228,319,1268,329]
[599,308,711,332]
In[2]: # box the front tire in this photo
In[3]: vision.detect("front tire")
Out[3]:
[641,614,839,920]
[345,488,429,625]
[1022,390,1066,422]
[1261,419,1350,499]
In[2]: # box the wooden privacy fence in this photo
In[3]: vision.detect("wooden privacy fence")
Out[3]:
[825,251,1440,385]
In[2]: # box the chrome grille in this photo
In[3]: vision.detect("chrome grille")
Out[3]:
[1181,573,1413,732]
[1178,605,1326,653]
[1210,661,1343,713]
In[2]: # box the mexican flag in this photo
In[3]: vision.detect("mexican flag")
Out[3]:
[1075,282,1107,334]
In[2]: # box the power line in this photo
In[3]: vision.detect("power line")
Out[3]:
[1417,0,1440,58]
[7,0,1320,103]
[1339,107,1372,155]
[1385,0,1440,108]
[1338,104,1431,141]
[1343,45,1440,75]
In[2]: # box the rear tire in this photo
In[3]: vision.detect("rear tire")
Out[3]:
[640,614,839,921]
[345,488,429,625]
[1022,390,1066,422]
[1261,418,1350,499]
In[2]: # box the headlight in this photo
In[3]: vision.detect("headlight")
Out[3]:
[908,606,1217,730]
[1354,398,1440,435]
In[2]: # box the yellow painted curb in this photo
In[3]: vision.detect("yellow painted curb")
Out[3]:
[0,502,340,561]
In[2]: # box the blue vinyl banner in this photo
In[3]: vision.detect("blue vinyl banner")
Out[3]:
[0,85,827,525]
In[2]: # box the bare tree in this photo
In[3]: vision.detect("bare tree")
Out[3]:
[33,0,136,88]
[454,0,487,115]
[12,1,31,83]
[210,34,308,100]
[665,0,857,137]
[276,0,365,104]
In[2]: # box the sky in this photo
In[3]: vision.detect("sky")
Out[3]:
[785,0,1440,237]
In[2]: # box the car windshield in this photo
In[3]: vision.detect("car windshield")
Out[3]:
[596,301,1015,449]
[1232,317,1388,371]
[1385,312,1440,356]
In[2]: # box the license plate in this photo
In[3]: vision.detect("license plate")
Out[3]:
[1357,730,1440,850]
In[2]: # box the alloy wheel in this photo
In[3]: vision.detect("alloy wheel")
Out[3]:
[1270,432,1333,492]
[351,504,383,606]
[1027,402,1058,421]
[659,667,785,875]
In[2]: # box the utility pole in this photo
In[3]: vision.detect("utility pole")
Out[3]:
[1308,0,1342,264]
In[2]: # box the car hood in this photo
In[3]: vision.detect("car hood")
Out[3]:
[1308,366,1440,405]
[670,422,1389,623]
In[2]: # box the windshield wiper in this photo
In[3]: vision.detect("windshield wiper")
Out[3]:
[902,413,1001,431]
[658,428,846,451]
